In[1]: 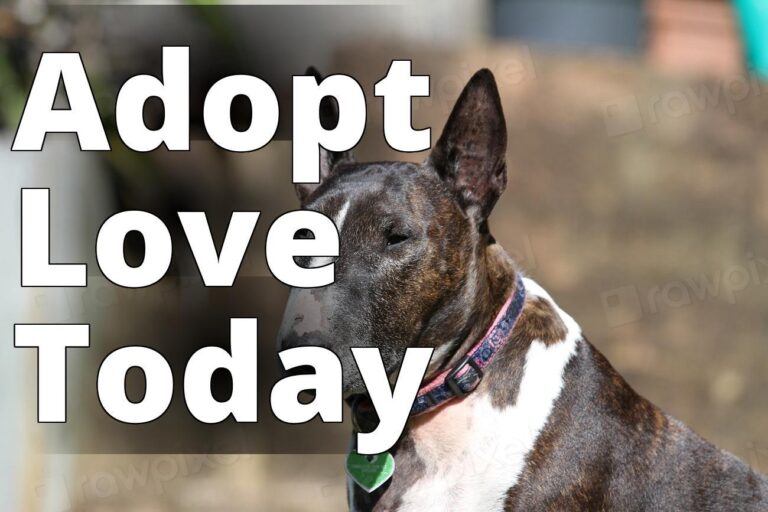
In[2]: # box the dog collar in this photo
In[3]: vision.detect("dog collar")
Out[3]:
[348,273,527,429]
[409,273,527,416]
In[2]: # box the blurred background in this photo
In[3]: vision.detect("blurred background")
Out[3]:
[2,0,768,510]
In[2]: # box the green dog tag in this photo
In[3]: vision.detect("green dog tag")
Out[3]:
[346,451,395,493]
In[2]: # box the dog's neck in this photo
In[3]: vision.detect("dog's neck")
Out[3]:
[432,240,519,377]
[349,241,521,433]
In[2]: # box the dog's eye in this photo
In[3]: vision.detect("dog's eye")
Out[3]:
[386,233,410,246]
[294,228,314,240]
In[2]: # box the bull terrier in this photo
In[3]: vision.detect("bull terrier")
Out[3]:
[278,68,768,511]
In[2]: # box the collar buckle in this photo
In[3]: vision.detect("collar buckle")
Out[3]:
[444,355,483,398]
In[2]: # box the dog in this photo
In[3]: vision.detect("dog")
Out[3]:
[277,68,768,511]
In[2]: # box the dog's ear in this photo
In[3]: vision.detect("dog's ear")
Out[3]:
[295,67,354,204]
[429,69,507,222]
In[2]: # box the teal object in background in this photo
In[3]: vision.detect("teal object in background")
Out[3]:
[733,0,768,78]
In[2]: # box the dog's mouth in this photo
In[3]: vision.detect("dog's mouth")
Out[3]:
[283,366,375,404]
[280,353,412,406]
[345,393,380,433]
[341,361,404,400]
[344,393,370,408]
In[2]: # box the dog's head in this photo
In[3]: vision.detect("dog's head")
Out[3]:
[277,69,508,394]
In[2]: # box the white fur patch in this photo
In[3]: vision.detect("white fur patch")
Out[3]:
[398,278,581,511]
[308,200,350,268]
[334,199,351,232]
[278,288,330,338]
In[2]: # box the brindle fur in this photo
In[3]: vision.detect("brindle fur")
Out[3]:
[279,69,768,511]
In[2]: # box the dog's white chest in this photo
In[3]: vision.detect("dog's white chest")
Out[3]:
[399,395,522,511]
[396,279,581,512]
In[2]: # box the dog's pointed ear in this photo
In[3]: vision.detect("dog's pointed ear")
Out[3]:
[428,69,507,221]
[295,67,354,204]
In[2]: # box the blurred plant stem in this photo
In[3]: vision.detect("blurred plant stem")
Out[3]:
[0,42,26,130]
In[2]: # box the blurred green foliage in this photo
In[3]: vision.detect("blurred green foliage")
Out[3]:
[0,42,25,130]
